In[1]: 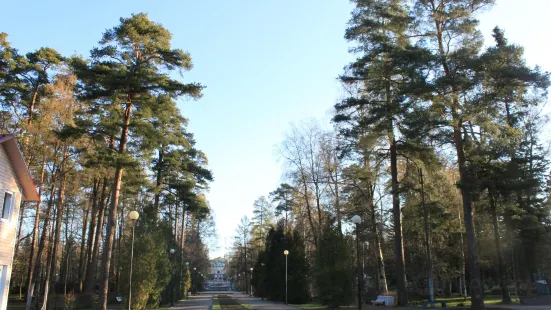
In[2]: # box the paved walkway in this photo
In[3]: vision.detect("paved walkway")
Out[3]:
[233,294,415,310]
[232,293,298,310]
[167,293,551,310]
[171,294,213,310]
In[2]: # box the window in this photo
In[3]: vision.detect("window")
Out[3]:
[2,192,13,219]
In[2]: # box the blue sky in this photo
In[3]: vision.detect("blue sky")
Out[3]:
[2,0,550,258]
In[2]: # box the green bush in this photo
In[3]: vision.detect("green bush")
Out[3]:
[252,251,267,298]
[119,222,171,310]
[315,225,355,308]
[263,224,310,303]
[75,294,95,308]
[183,265,191,297]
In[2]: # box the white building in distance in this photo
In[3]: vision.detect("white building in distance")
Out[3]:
[210,258,226,281]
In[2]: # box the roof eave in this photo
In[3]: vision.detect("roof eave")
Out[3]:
[0,135,40,202]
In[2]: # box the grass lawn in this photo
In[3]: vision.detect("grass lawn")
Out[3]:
[414,295,520,308]
[291,295,519,309]
[290,303,326,309]
[291,303,356,310]
[212,296,221,310]
[6,300,172,310]
[217,295,246,309]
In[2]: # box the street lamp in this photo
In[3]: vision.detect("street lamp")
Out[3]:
[260,263,266,300]
[168,249,176,306]
[351,215,362,310]
[128,210,139,310]
[284,250,289,304]
[250,267,253,297]
[185,262,190,299]
[193,267,197,294]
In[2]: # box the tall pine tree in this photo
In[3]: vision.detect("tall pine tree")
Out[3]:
[412,1,496,308]
[336,0,428,304]
[71,14,203,310]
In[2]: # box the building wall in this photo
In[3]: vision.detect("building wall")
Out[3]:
[0,144,22,310]
[210,260,226,281]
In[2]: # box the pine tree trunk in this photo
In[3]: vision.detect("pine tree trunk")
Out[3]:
[180,207,187,250]
[458,207,468,300]
[390,137,407,306]
[244,240,248,295]
[335,197,341,233]
[285,196,289,232]
[489,192,511,303]
[109,226,118,290]
[24,200,41,302]
[363,151,388,294]
[26,181,57,310]
[14,202,26,254]
[61,209,71,293]
[507,221,520,298]
[372,201,388,293]
[85,178,108,293]
[24,145,47,303]
[432,11,484,308]
[40,204,57,310]
[174,200,179,239]
[153,146,164,221]
[63,245,71,296]
[120,198,128,291]
[23,81,40,164]
[453,126,484,308]
[41,156,67,310]
[333,168,342,234]
[98,167,123,309]
[62,223,72,297]
[83,179,100,291]
[521,235,534,295]
[98,103,132,310]
[78,199,91,292]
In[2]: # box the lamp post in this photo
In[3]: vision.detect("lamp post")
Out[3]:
[284,250,289,304]
[250,267,253,297]
[193,267,197,295]
[260,263,265,300]
[128,211,139,310]
[169,249,175,306]
[351,215,362,310]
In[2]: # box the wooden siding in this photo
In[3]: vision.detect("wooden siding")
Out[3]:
[0,143,22,310]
